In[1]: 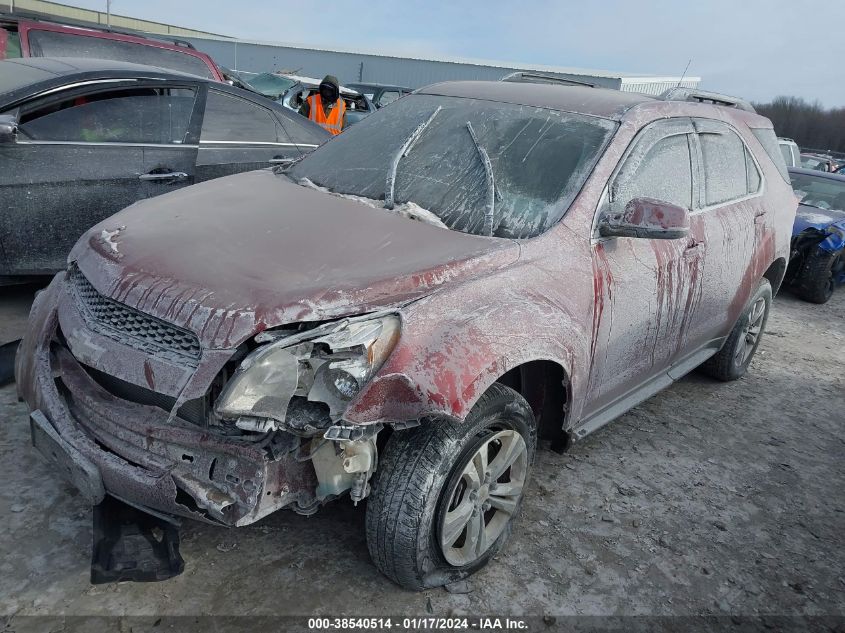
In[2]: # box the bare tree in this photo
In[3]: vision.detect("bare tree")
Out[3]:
[754,97,845,154]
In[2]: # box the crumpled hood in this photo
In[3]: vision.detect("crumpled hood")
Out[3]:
[793,204,845,235]
[70,170,519,350]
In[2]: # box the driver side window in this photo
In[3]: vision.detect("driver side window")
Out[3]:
[612,132,694,212]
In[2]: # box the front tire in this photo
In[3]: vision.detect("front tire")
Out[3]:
[794,249,843,304]
[365,383,536,590]
[700,278,772,382]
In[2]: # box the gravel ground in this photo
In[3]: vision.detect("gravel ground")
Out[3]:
[0,287,842,623]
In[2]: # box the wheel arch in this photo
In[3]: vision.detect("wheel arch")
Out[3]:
[494,359,572,452]
[763,257,787,295]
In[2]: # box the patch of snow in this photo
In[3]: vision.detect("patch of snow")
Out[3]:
[297,178,449,230]
[99,226,125,255]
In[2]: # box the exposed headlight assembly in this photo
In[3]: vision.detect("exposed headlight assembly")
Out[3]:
[214,315,400,433]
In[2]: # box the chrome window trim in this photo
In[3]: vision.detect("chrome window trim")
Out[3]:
[199,140,318,147]
[31,78,144,99]
[16,140,198,148]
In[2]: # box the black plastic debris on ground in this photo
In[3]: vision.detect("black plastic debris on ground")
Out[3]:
[91,495,185,584]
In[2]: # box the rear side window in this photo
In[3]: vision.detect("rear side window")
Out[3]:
[19,87,197,144]
[276,111,326,146]
[750,127,790,183]
[779,143,794,167]
[1,27,22,59]
[27,29,215,78]
[201,90,279,143]
[697,121,749,206]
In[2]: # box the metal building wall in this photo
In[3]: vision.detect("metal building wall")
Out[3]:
[182,37,631,90]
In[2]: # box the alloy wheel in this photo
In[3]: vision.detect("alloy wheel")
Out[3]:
[439,429,528,566]
[735,296,767,366]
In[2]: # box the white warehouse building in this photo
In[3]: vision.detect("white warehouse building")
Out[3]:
[182,35,701,95]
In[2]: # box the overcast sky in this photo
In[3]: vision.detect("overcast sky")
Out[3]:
[66,0,843,107]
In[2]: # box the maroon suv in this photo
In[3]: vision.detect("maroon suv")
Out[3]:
[16,81,796,589]
[1,18,223,80]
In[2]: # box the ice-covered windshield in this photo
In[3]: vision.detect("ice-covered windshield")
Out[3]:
[288,94,617,238]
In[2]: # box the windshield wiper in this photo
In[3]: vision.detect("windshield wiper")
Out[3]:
[384,106,442,210]
[466,121,495,236]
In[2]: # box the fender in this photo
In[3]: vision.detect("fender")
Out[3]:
[818,221,845,254]
[344,253,594,426]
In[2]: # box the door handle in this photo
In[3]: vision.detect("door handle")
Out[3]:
[684,240,703,257]
[754,211,766,224]
[139,171,189,182]
[269,157,295,166]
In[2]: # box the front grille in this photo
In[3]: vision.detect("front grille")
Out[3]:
[69,265,202,363]
[82,363,209,426]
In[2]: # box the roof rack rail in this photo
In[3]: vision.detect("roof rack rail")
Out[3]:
[659,87,756,113]
[500,71,595,88]
[167,38,197,50]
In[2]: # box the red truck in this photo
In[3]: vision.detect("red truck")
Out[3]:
[1,17,224,80]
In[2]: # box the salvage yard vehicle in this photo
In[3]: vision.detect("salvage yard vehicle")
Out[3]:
[281,74,375,126]
[786,167,845,303]
[345,82,412,108]
[16,81,796,590]
[1,16,225,80]
[801,152,838,172]
[0,57,328,282]
[778,137,801,168]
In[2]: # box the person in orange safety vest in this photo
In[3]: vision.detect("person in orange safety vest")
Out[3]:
[298,75,347,135]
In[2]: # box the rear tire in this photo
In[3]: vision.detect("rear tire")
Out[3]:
[793,249,842,304]
[365,383,536,590]
[701,278,772,382]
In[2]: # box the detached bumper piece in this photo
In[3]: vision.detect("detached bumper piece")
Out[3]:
[91,496,185,584]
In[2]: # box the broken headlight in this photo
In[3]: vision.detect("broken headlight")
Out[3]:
[214,315,400,431]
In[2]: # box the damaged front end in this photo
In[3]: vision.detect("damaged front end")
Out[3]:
[787,220,845,286]
[15,270,400,535]
[212,314,400,502]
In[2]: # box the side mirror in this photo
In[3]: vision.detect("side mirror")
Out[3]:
[0,115,18,144]
[599,197,689,240]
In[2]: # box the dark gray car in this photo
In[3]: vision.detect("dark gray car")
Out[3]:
[0,57,328,281]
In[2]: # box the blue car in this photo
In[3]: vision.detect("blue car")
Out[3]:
[787,168,845,303]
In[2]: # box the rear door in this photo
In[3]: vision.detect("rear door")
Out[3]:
[0,82,198,275]
[688,118,764,343]
[196,87,310,181]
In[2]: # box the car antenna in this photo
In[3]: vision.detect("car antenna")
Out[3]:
[677,59,692,87]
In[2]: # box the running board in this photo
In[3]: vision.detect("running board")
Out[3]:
[572,341,722,441]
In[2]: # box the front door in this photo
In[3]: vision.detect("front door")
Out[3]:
[0,82,200,275]
[579,119,702,433]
